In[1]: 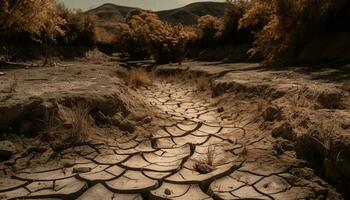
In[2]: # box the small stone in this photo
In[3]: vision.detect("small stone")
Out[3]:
[272,122,295,141]
[0,72,5,76]
[73,167,92,173]
[164,188,172,195]
[141,116,153,124]
[119,120,135,133]
[4,160,15,166]
[217,107,224,113]
[194,163,216,174]
[0,141,17,161]
[317,91,343,109]
[262,106,281,122]
[60,159,75,168]
[341,122,350,130]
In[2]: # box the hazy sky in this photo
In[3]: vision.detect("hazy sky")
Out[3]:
[58,0,225,11]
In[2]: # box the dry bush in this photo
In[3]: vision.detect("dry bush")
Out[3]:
[115,10,195,64]
[0,0,66,53]
[218,0,250,42]
[57,4,97,47]
[196,15,224,46]
[239,0,347,64]
[125,68,154,88]
[0,0,65,40]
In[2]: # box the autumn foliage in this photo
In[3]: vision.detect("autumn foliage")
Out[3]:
[116,10,195,64]
[56,5,97,47]
[0,0,65,43]
[239,0,349,64]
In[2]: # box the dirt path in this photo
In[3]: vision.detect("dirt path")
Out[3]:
[0,79,341,199]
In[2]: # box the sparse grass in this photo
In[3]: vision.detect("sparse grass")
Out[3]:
[313,120,340,152]
[239,140,248,158]
[207,145,216,166]
[67,104,92,142]
[193,144,217,174]
[253,99,265,121]
[125,68,154,88]
[290,86,311,109]
[42,104,92,146]
[195,76,211,92]
[0,74,18,102]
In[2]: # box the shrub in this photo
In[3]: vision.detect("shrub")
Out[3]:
[218,0,250,43]
[0,0,65,44]
[57,4,97,47]
[0,0,66,61]
[116,10,195,64]
[196,15,224,46]
[239,0,347,64]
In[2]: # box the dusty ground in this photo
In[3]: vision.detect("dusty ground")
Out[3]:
[0,60,349,199]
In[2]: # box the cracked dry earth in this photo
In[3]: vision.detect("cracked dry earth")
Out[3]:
[0,79,342,200]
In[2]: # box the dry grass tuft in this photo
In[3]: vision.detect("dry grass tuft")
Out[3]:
[206,145,216,166]
[125,68,154,88]
[195,76,211,92]
[0,74,18,102]
[67,104,92,142]
[42,104,92,146]
[193,144,217,174]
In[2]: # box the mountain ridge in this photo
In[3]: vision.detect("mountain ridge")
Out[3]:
[86,1,227,25]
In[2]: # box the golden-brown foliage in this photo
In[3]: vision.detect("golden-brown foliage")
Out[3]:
[0,0,66,41]
[218,0,249,41]
[239,0,346,64]
[115,10,195,64]
[57,5,97,46]
[197,15,224,45]
[194,1,252,49]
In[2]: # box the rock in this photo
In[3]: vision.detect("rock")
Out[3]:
[217,107,224,113]
[4,160,15,166]
[119,120,135,133]
[164,188,172,195]
[194,163,216,174]
[262,106,281,122]
[341,122,350,130]
[141,116,152,124]
[129,112,147,121]
[0,72,6,76]
[60,159,75,168]
[0,141,16,161]
[272,122,296,141]
[73,167,92,173]
[317,91,343,109]
[111,114,123,126]
[273,138,294,155]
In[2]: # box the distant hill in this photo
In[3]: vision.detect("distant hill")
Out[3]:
[158,2,227,25]
[86,2,227,25]
[86,3,135,23]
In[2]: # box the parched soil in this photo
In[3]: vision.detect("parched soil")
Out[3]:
[0,60,349,200]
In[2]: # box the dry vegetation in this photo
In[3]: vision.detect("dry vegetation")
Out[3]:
[1,0,349,65]
[42,104,93,147]
[114,10,195,64]
[0,0,97,62]
[124,68,154,88]
[239,0,350,64]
